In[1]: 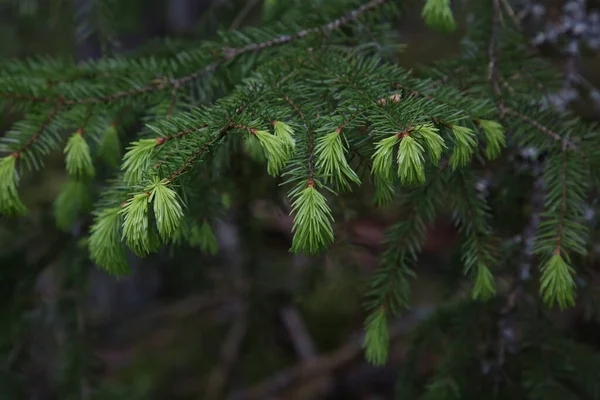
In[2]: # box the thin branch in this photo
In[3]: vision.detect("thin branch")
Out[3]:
[554,139,569,255]
[2,0,390,106]
[504,107,578,150]
[283,95,304,118]
[307,127,316,186]
[493,152,545,392]
[0,93,51,103]
[78,105,95,136]
[14,98,64,156]
[336,109,362,134]
[166,82,180,119]
[159,103,250,181]
[499,0,520,26]
[227,313,423,400]
[229,0,261,30]
[167,0,390,88]
[204,307,247,400]
[163,124,231,184]
[280,306,317,360]
[155,123,208,146]
[488,0,506,117]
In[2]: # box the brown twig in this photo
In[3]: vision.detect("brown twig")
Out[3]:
[14,98,64,156]
[554,139,569,255]
[166,82,180,119]
[204,308,248,400]
[280,306,317,360]
[488,0,506,117]
[283,95,305,118]
[163,124,231,184]
[159,104,249,182]
[2,0,390,107]
[504,108,577,150]
[227,314,422,400]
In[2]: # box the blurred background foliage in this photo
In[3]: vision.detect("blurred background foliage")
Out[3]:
[1,0,600,399]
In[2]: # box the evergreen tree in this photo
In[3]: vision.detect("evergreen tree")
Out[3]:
[2,0,600,398]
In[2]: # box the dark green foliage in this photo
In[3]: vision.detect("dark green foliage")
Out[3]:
[2,0,600,397]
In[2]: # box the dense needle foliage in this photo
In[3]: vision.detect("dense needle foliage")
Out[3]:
[2,0,600,398]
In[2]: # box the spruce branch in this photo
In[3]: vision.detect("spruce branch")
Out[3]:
[163,125,231,184]
[363,167,445,365]
[1,0,391,108]
[554,142,569,256]
[504,108,578,150]
[449,169,498,300]
[488,0,506,117]
[14,98,63,157]
[534,144,588,309]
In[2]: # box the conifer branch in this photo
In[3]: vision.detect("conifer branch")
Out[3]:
[78,105,94,135]
[392,82,496,126]
[283,95,305,118]
[488,0,506,116]
[504,108,578,150]
[450,170,498,299]
[336,109,362,134]
[363,167,445,364]
[1,0,390,108]
[45,71,116,88]
[163,124,232,185]
[14,98,64,157]
[155,124,208,146]
[1,92,51,103]
[166,82,180,118]
[554,141,568,255]
[307,131,316,187]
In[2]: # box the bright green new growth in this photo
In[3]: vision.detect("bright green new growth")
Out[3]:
[0,155,27,216]
[414,123,446,165]
[363,307,389,366]
[478,119,506,160]
[198,220,219,256]
[290,184,335,254]
[540,253,576,309]
[315,131,361,190]
[64,132,95,179]
[254,129,289,176]
[472,263,496,300]
[421,0,457,33]
[99,124,122,168]
[120,193,154,256]
[54,179,92,231]
[89,207,129,276]
[372,135,399,182]
[147,178,184,241]
[273,121,295,155]
[397,135,426,184]
[449,125,477,170]
[121,139,157,184]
